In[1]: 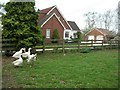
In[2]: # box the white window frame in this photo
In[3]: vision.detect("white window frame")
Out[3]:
[46,29,50,38]
[65,31,69,38]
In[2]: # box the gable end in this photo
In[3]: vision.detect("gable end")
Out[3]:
[41,13,66,29]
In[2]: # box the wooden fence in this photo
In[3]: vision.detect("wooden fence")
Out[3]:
[0,39,17,51]
[1,39,119,53]
[35,39,119,53]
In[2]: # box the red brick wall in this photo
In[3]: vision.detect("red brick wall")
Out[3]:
[85,29,105,41]
[41,15,64,43]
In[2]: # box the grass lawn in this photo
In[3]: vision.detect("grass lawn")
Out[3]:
[2,49,118,88]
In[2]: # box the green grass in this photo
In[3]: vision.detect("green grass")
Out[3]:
[2,49,118,88]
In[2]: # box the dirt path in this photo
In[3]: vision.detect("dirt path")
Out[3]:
[2,56,21,88]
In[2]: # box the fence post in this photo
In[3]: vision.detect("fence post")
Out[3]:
[102,40,103,49]
[62,39,65,54]
[110,40,112,49]
[78,31,81,52]
[0,32,1,52]
[116,40,120,50]
[118,40,120,50]
[78,39,80,52]
[43,38,45,53]
[91,40,93,47]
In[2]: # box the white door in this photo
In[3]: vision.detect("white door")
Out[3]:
[88,35,94,42]
[96,35,103,43]
[88,35,94,40]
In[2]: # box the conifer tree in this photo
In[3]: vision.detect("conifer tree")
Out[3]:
[52,29,60,43]
[2,1,42,48]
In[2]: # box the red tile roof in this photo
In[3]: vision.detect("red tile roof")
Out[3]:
[96,28,116,36]
[40,6,54,14]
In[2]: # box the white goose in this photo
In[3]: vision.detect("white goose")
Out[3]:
[12,48,25,59]
[12,54,23,67]
[22,48,31,58]
[27,53,37,63]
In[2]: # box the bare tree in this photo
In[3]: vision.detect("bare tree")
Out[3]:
[96,13,103,28]
[102,10,114,30]
[84,12,97,30]
[113,9,118,32]
[0,3,5,16]
[0,3,5,31]
[83,9,117,33]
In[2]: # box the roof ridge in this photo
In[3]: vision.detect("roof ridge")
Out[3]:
[41,5,55,10]
[40,5,55,14]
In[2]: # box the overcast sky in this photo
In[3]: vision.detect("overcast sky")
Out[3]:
[1,0,119,29]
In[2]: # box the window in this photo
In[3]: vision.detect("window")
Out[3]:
[65,31,69,38]
[73,33,77,38]
[46,29,50,38]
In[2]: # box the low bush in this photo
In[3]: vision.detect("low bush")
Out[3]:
[80,47,91,53]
